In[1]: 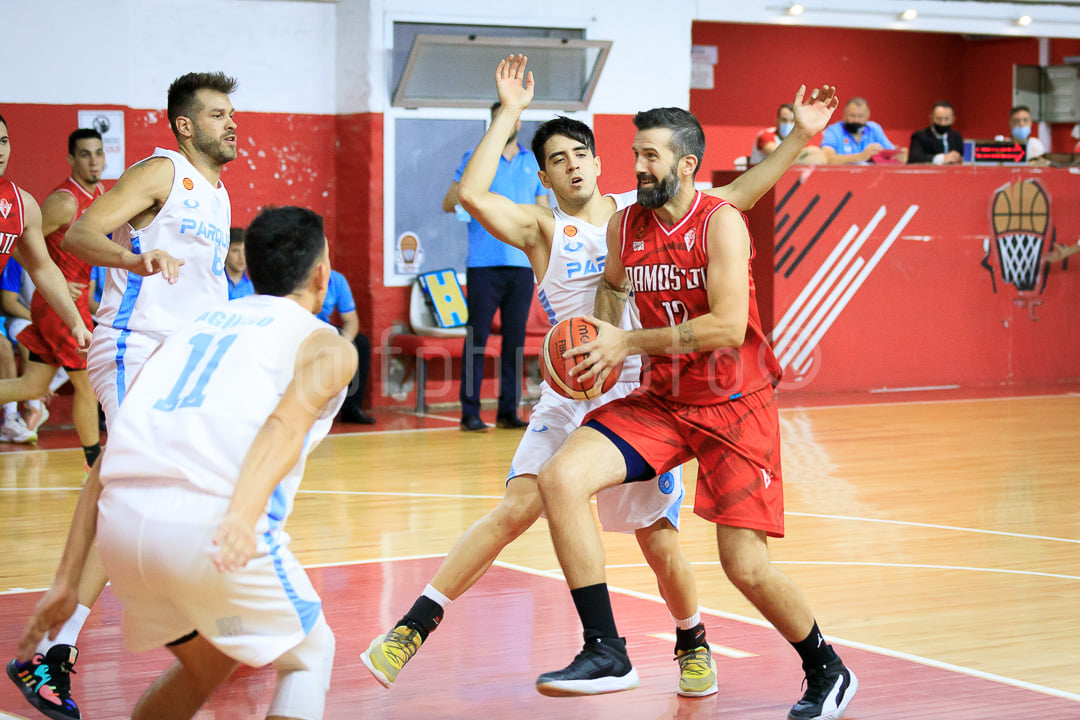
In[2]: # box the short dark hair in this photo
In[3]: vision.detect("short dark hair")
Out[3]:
[167,72,238,138]
[229,227,245,245]
[632,107,706,178]
[777,103,794,116]
[531,116,596,171]
[68,128,102,156]
[0,113,7,130]
[932,101,953,112]
[244,206,325,296]
[1010,105,1031,118]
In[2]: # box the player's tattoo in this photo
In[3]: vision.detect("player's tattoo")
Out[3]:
[677,322,699,352]
[595,275,631,324]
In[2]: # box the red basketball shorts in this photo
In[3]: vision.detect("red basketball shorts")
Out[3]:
[584,385,785,537]
[18,305,91,370]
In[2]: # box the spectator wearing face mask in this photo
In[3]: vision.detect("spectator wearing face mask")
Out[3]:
[908,101,964,165]
[822,97,907,164]
[1000,105,1046,160]
[750,102,826,165]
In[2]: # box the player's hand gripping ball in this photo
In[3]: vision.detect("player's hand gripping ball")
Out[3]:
[540,316,623,400]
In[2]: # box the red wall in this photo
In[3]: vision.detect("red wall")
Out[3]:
[690,22,1044,173]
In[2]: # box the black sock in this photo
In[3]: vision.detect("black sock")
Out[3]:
[570,583,619,639]
[790,621,838,668]
[399,595,444,641]
[675,623,707,653]
[83,443,102,468]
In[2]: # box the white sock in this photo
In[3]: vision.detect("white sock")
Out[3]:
[422,584,453,610]
[675,610,701,630]
[50,367,70,393]
[3,402,16,417]
[38,604,91,654]
[26,399,41,412]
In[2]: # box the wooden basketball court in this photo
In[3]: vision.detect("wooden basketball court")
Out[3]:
[2,385,1078,718]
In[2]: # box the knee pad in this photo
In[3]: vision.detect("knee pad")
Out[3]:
[268,613,335,720]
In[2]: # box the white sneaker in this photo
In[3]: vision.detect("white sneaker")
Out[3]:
[26,405,50,434]
[0,413,37,444]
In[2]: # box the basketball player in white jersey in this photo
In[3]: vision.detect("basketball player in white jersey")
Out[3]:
[362,55,838,696]
[17,206,356,720]
[6,73,237,720]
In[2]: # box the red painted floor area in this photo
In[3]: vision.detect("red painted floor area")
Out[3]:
[2,558,1076,719]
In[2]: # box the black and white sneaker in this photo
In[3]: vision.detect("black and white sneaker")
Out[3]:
[536,632,640,697]
[788,657,857,720]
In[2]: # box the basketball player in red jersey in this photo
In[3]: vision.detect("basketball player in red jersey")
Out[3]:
[535,108,857,720]
[0,129,105,470]
[0,115,93,371]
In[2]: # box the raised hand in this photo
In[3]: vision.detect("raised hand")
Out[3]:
[495,53,534,112]
[792,84,839,137]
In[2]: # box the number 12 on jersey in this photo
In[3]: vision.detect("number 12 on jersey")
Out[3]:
[154,333,238,412]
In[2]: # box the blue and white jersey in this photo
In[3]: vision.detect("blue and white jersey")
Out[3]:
[101,295,345,533]
[535,190,641,384]
[95,148,230,342]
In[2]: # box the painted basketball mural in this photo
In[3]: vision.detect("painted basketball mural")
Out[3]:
[983,179,1052,295]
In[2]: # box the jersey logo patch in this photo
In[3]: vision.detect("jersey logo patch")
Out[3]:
[683,227,696,251]
[0,199,10,219]
[564,225,578,237]
[183,177,195,191]
[633,240,644,251]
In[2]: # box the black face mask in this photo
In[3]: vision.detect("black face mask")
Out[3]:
[843,122,864,135]
[932,123,952,135]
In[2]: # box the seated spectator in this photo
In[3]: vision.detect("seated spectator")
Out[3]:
[226,226,254,300]
[908,101,964,165]
[87,265,106,317]
[751,103,826,165]
[320,268,376,425]
[822,97,908,164]
[999,105,1046,160]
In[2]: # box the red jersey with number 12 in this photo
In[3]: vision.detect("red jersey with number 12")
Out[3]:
[619,192,781,405]
[0,180,26,273]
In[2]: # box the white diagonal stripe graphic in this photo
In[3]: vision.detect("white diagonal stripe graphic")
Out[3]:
[789,204,920,371]
[780,257,864,369]
[773,206,885,356]
[773,214,881,359]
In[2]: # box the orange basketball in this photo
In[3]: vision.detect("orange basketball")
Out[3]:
[540,317,623,400]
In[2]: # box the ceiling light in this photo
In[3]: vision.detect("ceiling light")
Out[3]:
[1016,15,1033,26]
[900,9,917,21]
[787,3,804,15]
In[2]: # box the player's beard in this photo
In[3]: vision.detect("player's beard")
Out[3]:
[194,125,237,165]
[637,166,679,209]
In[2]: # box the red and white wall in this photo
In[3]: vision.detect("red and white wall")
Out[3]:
[3,0,1077,407]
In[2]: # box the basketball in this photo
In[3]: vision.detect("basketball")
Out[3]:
[540,317,622,400]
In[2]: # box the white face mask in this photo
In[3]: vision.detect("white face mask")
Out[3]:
[778,122,794,139]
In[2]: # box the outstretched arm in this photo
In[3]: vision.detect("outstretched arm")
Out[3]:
[213,330,357,572]
[63,157,185,282]
[707,84,838,210]
[593,211,631,326]
[457,54,548,252]
[13,190,91,349]
[18,458,104,660]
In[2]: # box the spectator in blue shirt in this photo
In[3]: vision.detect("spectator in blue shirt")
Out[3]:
[822,97,907,165]
[226,227,254,300]
[320,269,375,425]
[442,102,548,432]
[88,265,107,316]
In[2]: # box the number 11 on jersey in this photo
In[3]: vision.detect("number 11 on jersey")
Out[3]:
[154,333,238,412]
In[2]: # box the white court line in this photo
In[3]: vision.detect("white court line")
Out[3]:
[604,560,1080,581]
[869,384,961,393]
[650,632,755,658]
[787,511,1080,545]
[4,554,1078,702]
[781,390,1079,411]
[491,559,1080,703]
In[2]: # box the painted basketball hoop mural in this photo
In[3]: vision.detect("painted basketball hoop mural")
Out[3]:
[981,178,1055,319]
